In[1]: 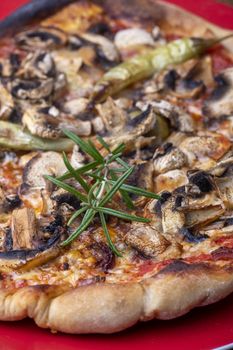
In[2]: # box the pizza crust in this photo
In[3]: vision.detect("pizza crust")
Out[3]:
[0,0,233,334]
[0,265,233,333]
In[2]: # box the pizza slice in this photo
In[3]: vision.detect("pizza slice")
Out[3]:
[0,0,232,334]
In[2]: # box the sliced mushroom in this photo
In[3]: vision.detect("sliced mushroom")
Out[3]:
[161,195,186,241]
[0,193,21,214]
[10,78,54,100]
[203,67,233,119]
[153,142,187,174]
[179,132,231,169]
[185,206,225,228]
[81,32,119,63]
[22,104,61,139]
[70,144,85,169]
[124,222,169,258]
[163,69,205,99]
[0,83,14,120]
[59,118,92,137]
[155,169,188,193]
[11,207,37,250]
[96,98,156,150]
[22,151,66,190]
[63,98,89,116]
[96,96,127,132]
[19,152,66,213]
[15,27,67,50]
[52,50,83,82]
[17,51,56,80]
[125,161,154,204]
[0,53,20,77]
[136,99,195,133]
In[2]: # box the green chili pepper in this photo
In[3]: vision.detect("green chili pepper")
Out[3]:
[92,35,233,102]
[0,121,74,151]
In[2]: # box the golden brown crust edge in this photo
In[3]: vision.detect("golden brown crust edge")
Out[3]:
[0,267,233,333]
[156,0,233,52]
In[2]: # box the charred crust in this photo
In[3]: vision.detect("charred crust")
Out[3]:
[179,227,208,243]
[158,259,210,275]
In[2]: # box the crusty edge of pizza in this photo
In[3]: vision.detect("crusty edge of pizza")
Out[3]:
[0,0,233,334]
[0,264,233,333]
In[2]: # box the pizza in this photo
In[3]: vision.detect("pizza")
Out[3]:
[0,0,233,334]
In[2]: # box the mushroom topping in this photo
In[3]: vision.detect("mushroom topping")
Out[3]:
[161,195,186,241]
[52,50,83,79]
[11,207,37,250]
[63,98,89,116]
[0,53,20,77]
[80,32,119,63]
[0,192,21,214]
[19,152,66,213]
[15,27,67,50]
[59,118,92,137]
[96,97,156,150]
[0,83,14,120]
[203,67,233,119]
[18,51,56,80]
[155,169,188,193]
[124,222,169,258]
[22,151,66,190]
[125,161,154,203]
[179,132,231,169]
[136,99,195,133]
[153,142,187,174]
[22,104,61,139]
[10,78,54,100]
[70,144,85,169]
[114,28,154,53]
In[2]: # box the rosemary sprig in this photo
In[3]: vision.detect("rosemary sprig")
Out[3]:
[45,132,160,256]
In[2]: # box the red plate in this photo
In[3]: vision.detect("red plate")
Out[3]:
[1,1,233,349]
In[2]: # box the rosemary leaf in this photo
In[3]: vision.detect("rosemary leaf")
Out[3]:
[97,135,111,151]
[62,152,90,193]
[99,166,134,207]
[67,206,88,226]
[109,169,135,209]
[62,130,103,163]
[57,160,99,181]
[45,175,88,203]
[97,207,150,223]
[61,209,95,246]
[99,212,122,257]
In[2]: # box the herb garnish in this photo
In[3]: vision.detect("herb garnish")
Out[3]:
[45,130,160,256]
